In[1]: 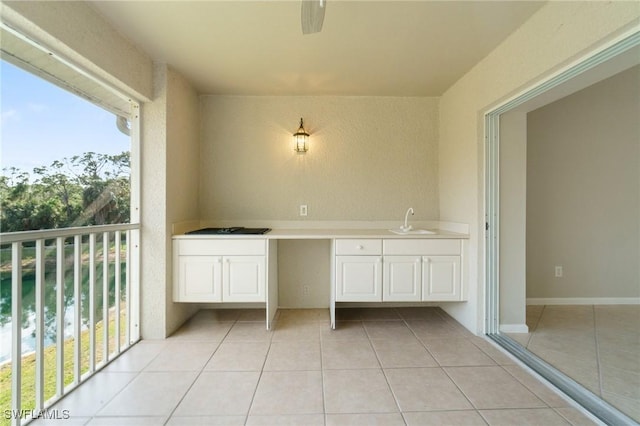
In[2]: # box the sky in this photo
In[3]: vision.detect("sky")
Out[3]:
[0,60,130,175]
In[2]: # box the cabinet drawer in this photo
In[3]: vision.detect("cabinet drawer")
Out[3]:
[176,239,266,256]
[383,239,461,255]
[335,239,382,255]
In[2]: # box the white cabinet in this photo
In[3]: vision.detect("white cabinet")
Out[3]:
[177,255,222,302]
[174,239,267,303]
[383,239,462,302]
[335,256,383,301]
[383,256,422,301]
[333,238,464,305]
[334,239,383,302]
[423,255,461,301]
[382,254,461,302]
[223,255,265,302]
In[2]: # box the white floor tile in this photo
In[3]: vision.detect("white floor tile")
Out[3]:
[49,372,137,417]
[326,413,405,426]
[41,307,610,425]
[250,371,324,415]
[385,367,473,411]
[204,340,270,371]
[144,340,218,371]
[323,369,398,414]
[173,371,260,416]
[97,371,198,416]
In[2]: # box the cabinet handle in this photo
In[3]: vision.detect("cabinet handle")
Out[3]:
[356,245,364,250]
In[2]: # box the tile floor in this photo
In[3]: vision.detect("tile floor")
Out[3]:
[506,305,640,422]
[34,307,600,426]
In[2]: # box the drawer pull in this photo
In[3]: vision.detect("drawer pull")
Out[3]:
[356,245,364,250]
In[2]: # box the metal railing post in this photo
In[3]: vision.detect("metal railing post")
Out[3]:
[73,235,82,384]
[55,237,65,398]
[35,239,45,410]
[11,242,22,426]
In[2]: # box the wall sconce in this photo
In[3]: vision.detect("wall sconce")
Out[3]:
[293,117,309,153]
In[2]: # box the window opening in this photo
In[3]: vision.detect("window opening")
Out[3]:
[0,21,141,423]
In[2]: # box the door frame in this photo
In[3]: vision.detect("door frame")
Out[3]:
[483,28,640,424]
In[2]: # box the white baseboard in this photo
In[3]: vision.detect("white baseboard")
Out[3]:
[527,297,640,305]
[499,324,529,333]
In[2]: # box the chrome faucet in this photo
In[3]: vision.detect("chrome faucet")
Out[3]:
[400,207,414,232]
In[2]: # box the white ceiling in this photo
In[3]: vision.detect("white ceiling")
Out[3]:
[89,1,545,96]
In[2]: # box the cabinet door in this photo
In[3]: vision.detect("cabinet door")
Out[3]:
[422,256,461,301]
[177,255,222,302]
[223,256,266,302]
[383,256,422,301]
[335,256,382,302]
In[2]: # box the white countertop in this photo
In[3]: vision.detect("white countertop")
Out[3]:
[173,228,469,240]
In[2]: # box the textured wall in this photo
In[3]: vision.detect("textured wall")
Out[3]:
[199,96,439,311]
[141,64,200,339]
[165,67,202,335]
[277,240,331,309]
[439,1,640,332]
[527,66,640,299]
[140,64,168,338]
[200,96,439,222]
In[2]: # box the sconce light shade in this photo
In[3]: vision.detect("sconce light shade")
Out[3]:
[293,117,309,153]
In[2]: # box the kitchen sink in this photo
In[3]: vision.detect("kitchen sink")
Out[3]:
[388,229,436,235]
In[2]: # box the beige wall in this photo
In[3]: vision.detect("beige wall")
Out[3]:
[278,240,331,309]
[141,64,201,339]
[439,2,640,332]
[165,67,202,334]
[200,96,440,311]
[140,64,202,338]
[199,96,439,222]
[140,64,168,338]
[526,65,640,300]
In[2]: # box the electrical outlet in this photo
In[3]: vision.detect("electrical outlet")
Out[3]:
[303,285,310,296]
[555,266,563,278]
[299,205,308,216]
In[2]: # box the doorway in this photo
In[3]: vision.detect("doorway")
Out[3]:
[485,30,640,424]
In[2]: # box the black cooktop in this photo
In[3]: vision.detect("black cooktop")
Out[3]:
[186,227,271,235]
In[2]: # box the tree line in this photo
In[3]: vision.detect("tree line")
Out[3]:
[0,152,130,232]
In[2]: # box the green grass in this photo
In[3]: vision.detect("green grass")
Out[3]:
[0,310,127,426]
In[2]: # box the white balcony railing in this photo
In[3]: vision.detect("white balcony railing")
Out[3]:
[1,224,140,426]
